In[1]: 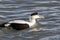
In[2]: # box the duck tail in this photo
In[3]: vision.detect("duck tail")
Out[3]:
[0,23,6,27]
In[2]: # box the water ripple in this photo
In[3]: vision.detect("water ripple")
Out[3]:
[0,0,60,40]
[39,35,60,40]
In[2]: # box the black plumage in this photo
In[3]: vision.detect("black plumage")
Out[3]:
[0,23,29,30]
[9,23,29,30]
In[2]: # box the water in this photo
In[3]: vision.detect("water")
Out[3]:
[0,0,60,40]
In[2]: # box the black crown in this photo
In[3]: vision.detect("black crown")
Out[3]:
[31,12,38,16]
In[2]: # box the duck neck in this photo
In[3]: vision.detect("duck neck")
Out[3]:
[29,17,36,27]
[30,18,36,23]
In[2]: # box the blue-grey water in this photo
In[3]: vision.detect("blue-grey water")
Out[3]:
[0,0,60,40]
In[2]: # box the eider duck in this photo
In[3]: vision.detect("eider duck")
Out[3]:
[0,12,44,31]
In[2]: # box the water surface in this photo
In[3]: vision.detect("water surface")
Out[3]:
[0,0,60,40]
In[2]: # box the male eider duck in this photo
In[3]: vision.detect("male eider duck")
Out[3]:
[0,12,44,31]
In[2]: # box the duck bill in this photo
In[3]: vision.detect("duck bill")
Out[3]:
[39,15,44,19]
